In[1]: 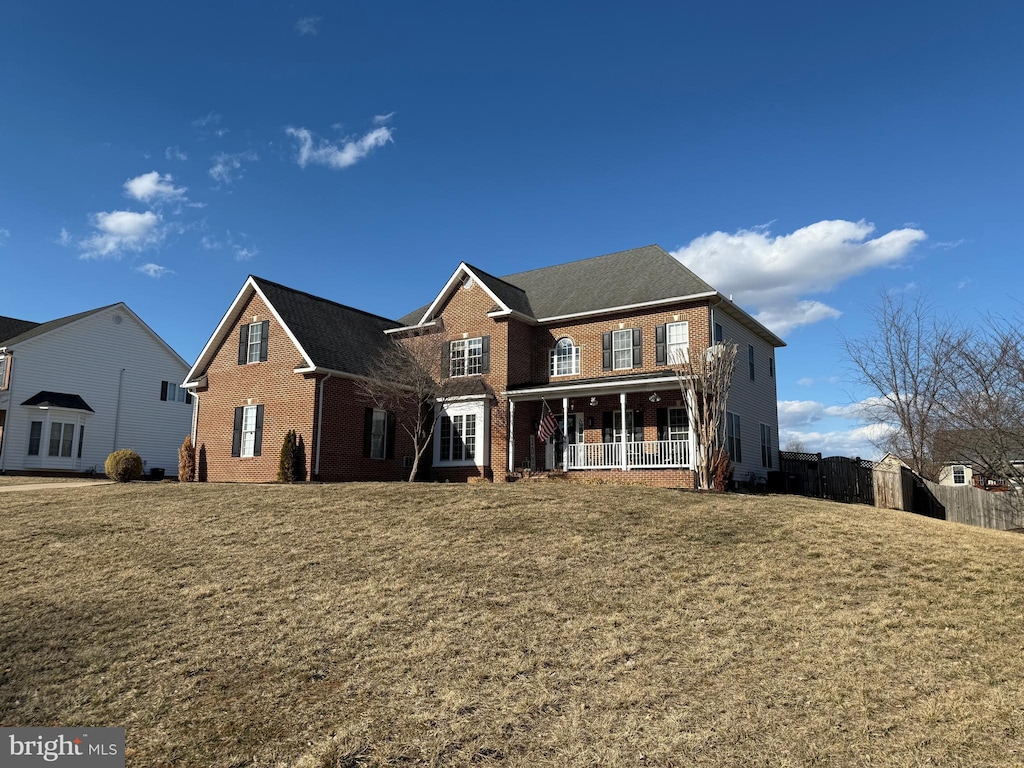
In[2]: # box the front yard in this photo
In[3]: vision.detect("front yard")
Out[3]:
[1,482,1022,766]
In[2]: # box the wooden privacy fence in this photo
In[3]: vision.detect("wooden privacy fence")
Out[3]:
[775,452,1018,531]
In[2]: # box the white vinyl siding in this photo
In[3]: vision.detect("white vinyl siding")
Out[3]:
[0,305,192,475]
[760,423,773,469]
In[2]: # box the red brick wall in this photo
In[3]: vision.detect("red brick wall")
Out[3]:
[531,301,712,382]
[194,292,317,482]
[315,376,413,482]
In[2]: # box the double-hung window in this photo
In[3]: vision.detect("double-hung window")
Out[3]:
[27,421,42,456]
[370,409,387,459]
[246,322,263,364]
[952,465,966,485]
[726,412,742,463]
[612,329,633,370]
[667,322,689,364]
[760,424,773,468]
[668,407,688,440]
[241,406,259,457]
[714,322,724,344]
[232,404,264,458]
[450,337,483,377]
[549,338,580,377]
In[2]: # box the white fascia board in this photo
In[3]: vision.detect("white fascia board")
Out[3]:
[383,320,439,335]
[436,393,496,403]
[504,375,679,400]
[712,295,787,348]
[183,277,316,385]
[486,309,537,324]
[416,263,512,325]
[535,292,719,323]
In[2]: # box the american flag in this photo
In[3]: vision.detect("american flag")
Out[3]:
[537,399,558,443]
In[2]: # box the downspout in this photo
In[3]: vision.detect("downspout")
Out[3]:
[0,349,14,472]
[314,372,333,480]
[190,391,200,446]
[112,368,126,451]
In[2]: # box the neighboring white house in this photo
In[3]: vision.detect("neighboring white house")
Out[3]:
[0,303,193,476]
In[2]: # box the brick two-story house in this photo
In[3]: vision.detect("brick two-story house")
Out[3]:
[183,245,784,487]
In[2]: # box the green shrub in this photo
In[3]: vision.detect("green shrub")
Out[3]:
[105,449,143,483]
[178,435,196,482]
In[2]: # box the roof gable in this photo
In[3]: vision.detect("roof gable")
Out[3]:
[0,316,40,345]
[0,306,116,347]
[186,276,401,383]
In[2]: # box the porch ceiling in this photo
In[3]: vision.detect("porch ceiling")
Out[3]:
[505,373,680,401]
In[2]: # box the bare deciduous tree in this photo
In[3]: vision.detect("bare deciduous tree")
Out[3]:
[359,332,481,481]
[673,341,738,490]
[842,292,963,481]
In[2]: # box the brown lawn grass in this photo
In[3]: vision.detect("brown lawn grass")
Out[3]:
[0,475,93,485]
[1,482,1022,767]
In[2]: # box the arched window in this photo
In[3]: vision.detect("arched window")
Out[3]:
[549,337,580,377]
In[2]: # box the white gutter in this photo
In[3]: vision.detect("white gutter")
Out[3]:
[0,349,14,472]
[535,292,719,324]
[504,375,679,400]
[383,320,439,336]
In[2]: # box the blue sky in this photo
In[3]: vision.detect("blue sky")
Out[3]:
[2,1,1021,458]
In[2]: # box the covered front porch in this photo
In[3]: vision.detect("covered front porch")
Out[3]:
[505,374,694,474]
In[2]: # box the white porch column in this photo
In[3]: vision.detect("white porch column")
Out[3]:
[620,392,628,471]
[562,397,569,470]
[507,399,515,473]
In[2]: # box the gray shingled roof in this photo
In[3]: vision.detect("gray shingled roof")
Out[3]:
[252,276,401,377]
[0,315,41,345]
[398,245,715,325]
[0,306,117,347]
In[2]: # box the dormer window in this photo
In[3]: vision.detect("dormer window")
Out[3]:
[549,338,580,377]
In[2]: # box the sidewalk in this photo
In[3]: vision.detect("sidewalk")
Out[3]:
[0,479,114,493]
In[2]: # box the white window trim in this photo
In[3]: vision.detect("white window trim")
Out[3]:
[450,337,483,378]
[241,405,258,458]
[952,465,967,485]
[666,321,689,365]
[549,338,581,377]
[24,408,89,468]
[246,322,263,364]
[612,329,633,371]
[434,399,489,467]
[667,407,688,441]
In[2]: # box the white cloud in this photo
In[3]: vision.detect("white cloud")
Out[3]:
[209,151,258,185]
[200,235,221,250]
[671,220,927,336]
[79,210,164,259]
[780,423,894,460]
[797,377,815,387]
[124,171,187,204]
[165,146,188,161]
[295,16,321,35]
[233,246,257,261]
[137,263,172,278]
[777,397,883,430]
[373,112,396,125]
[932,239,966,251]
[193,111,221,128]
[56,227,73,247]
[286,125,393,170]
[0,227,8,245]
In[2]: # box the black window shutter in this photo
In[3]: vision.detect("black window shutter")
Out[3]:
[602,411,614,443]
[363,407,374,457]
[253,405,264,457]
[385,412,396,459]
[656,408,667,441]
[601,332,612,371]
[238,325,249,365]
[441,341,451,378]
[231,407,243,457]
[259,320,269,362]
[655,324,666,366]
[160,381,168,401]
[185,392,193,405]
[480,336,490,374]
[631,328,642,368]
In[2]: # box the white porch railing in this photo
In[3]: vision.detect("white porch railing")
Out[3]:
[566,440,690,470]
